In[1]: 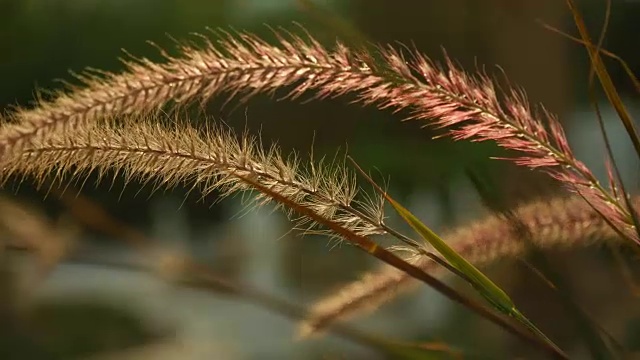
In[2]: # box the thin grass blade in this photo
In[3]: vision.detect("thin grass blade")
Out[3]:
[347,157,562,354]
[565,0,640,159]
[234,169,567,358]
[539,21,640,93]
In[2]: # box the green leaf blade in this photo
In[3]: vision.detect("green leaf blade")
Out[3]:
[384,195,515,313]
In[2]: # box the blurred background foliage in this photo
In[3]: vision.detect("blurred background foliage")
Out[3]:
[0,0,639,359]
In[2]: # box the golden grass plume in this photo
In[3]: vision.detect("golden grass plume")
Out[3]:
[0,114,386,243]
[0,27,633,242]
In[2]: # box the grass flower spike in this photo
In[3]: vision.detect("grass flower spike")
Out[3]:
[1,28,634,244]
[0,116,385,242]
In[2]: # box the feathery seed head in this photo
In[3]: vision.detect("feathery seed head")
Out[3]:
[0,27,633,242]
[0,115,386,244]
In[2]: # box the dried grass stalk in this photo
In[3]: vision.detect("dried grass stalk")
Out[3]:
[299,195,631,337]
